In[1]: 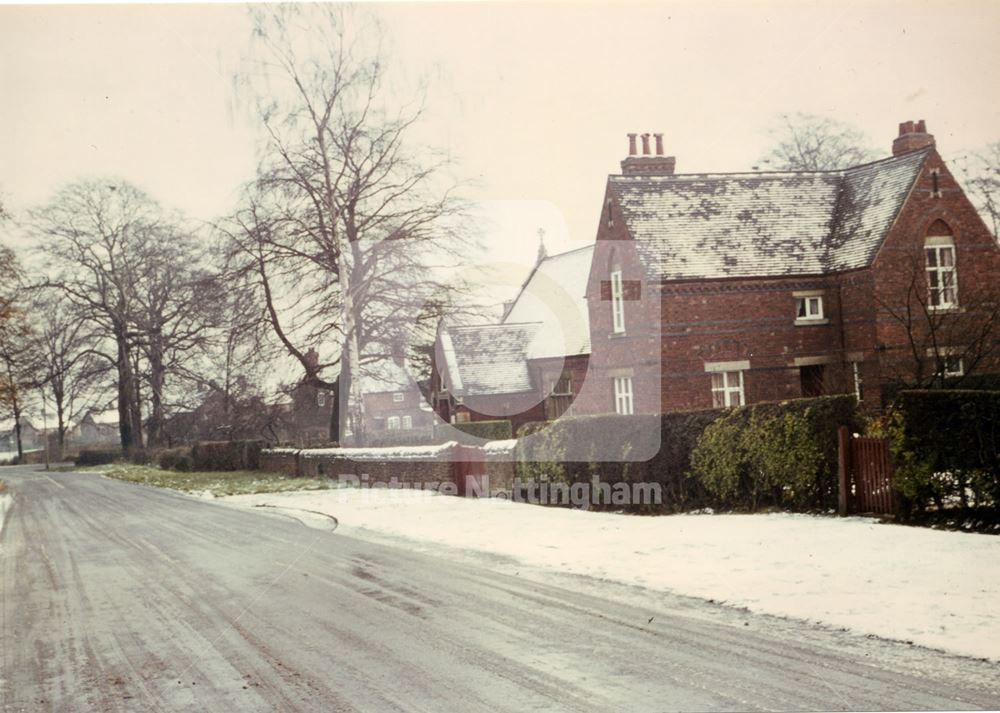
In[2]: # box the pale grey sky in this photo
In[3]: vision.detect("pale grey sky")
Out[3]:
[2,1,999,268]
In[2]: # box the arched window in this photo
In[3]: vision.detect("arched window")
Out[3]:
[925,221,957,309]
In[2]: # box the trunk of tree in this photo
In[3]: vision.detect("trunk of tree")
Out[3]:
[131,348,144,450]
[6,360,24,461]
[328,373,341,444]
[147,331,165,448]
[115,324,137,453]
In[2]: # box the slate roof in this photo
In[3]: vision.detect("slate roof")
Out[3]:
[440,322,540,396]
[609,148,929,279]
[503,244,594,359]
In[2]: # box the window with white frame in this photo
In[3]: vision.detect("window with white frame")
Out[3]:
[552,370,572,396]
[387,416,401,430]
[929,347,965,378]
[795,295,824,321]
[711,371,745,408]
[402,415,412,429]
[610,270,625,333]
[393,392,404,402]
[613,376,634,415]
[316,391,326,407]
[925,236,958,309]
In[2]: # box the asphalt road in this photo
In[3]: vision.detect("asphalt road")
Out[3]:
[1,465,998,712]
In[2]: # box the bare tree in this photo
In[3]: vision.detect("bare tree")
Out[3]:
[759,113,880,171]
[956,141,1000,240]
[224,5,470,445]
[129,224,222,447]
[875,238,1000,391]
[30,180,215,452]
[29,289,109,452]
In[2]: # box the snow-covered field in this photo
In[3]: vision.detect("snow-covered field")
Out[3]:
[222,488,1000,661]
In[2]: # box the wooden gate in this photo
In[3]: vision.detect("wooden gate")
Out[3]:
[837,426,896,516]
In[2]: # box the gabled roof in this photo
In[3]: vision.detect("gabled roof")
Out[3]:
[503,244,593,358]
[440,322,540,396]
[609,148,929,279]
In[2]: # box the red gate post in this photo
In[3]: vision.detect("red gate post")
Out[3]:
[837,426,851,516]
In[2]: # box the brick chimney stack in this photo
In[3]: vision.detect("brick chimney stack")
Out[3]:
[892,119,935,156]
[620,132,676,176]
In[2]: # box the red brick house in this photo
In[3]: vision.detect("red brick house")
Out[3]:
[431,244,594,432]
[360,354,435,435]
[579,122,1000,416]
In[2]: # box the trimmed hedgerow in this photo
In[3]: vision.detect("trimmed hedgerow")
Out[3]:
[879,390,1000,514]
[514,410,720,513]
[158,447,194,472]
[513,395,859,513]
[75,449,121,467]
[690,395,859,511]
[191,440,263,471]
[451,419,513,443]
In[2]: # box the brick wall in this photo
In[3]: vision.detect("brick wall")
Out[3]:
[259,442,517,497]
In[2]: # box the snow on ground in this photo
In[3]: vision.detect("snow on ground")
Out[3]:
[0,492,11,539]
[222,488,1000,661]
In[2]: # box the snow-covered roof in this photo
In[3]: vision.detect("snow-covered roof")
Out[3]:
[358,357,413,395]
[440,322,539,396]
[502,244,593,358]
[610,148,929,280]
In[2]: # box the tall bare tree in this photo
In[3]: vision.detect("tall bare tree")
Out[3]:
[759,113,880,171]
[875,237,1000,391]
[31,180,216,451]
[957,141,1000,240]
[29,289,110,452]
[225,5,469,444]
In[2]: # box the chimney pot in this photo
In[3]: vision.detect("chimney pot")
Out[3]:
[641,133,651,155]
[627,133,638,156]
[892,119,935,156]
[654,133,664,156]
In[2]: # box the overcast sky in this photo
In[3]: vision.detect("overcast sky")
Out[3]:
[2,1,999,271]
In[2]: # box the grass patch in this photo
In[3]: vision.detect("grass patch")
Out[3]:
[0,480,6,494]
[92,463,335,497]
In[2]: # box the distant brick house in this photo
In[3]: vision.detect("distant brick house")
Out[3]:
[361,354,435,434]
[431,244,593,432]
[579,122,1000,415]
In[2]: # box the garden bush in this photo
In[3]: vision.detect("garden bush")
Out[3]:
[158,447,194,472]
[689,395,859,511]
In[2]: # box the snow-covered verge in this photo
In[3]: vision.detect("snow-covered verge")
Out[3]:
[221,488,1000,661]
[0,491,11,539]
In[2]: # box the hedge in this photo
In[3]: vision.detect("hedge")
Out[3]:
[689,395,860,511]
[514,410,721,513]
[451,419,513,443]
[75,449,121,467]
[191,440,263,471]
[513,395,859,513]
[157,447,194,472]
[885,390,1000,513]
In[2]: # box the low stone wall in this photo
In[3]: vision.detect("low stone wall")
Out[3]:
[260,440,519,497]
[260,448,301,477]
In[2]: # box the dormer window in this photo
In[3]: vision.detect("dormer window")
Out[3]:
[925,222,957,310]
